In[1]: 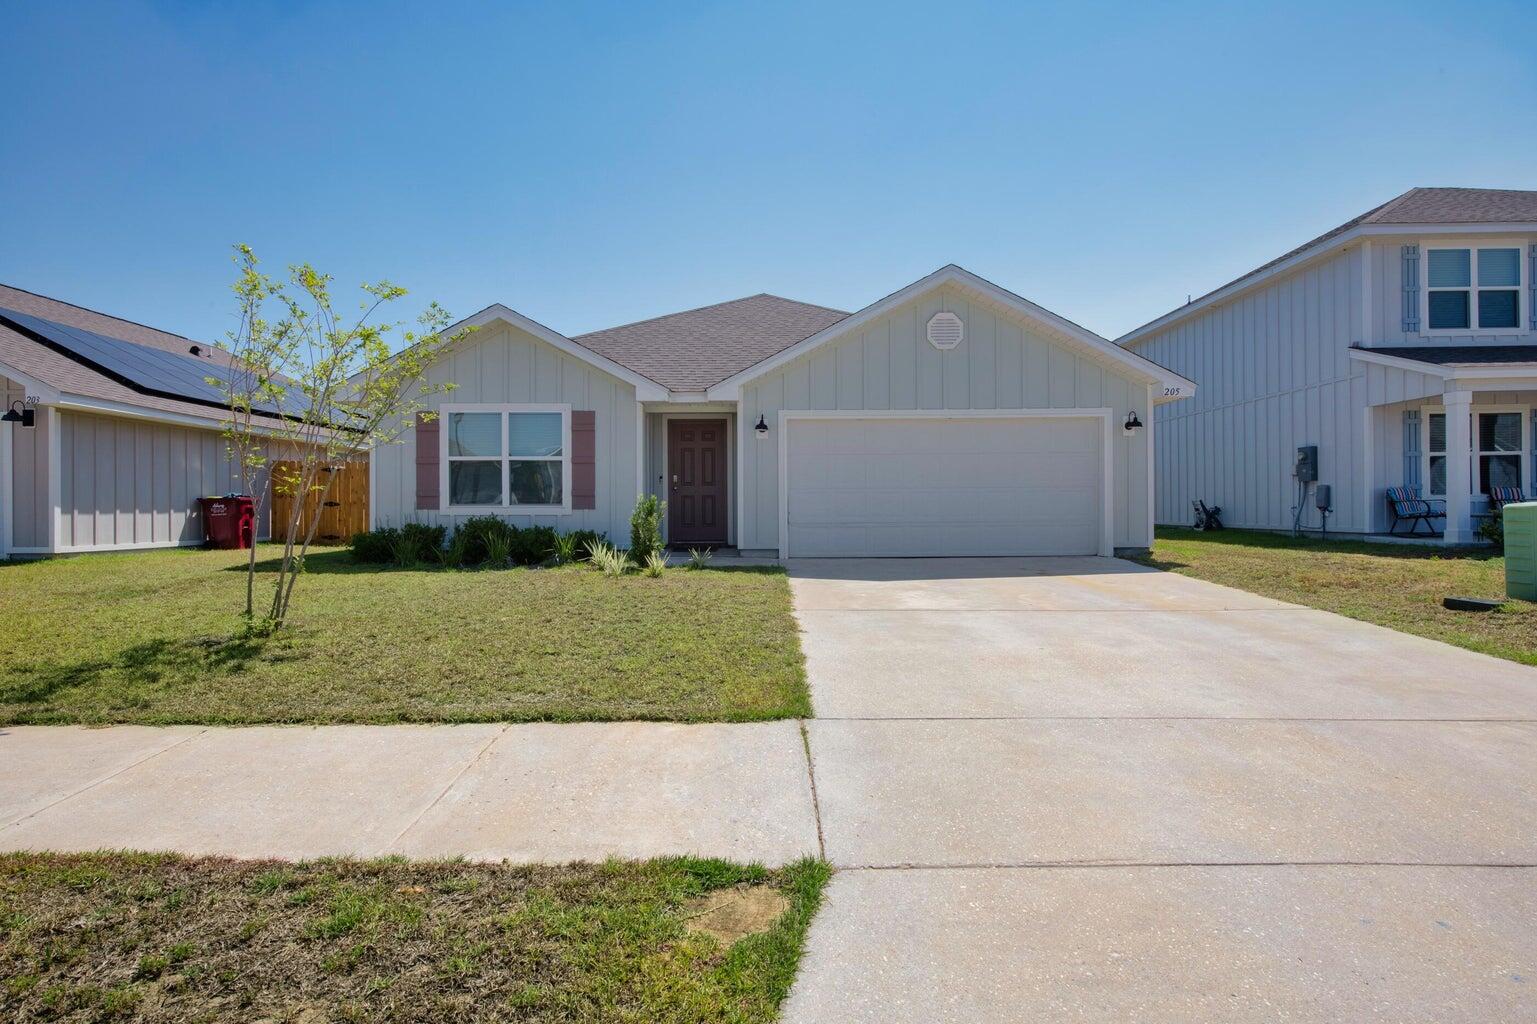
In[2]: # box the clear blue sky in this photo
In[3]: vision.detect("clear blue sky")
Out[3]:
[2,0,1534,346]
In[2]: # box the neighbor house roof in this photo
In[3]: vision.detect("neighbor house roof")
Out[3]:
[0,282,288,428]
[1354,345,1537,367]
[572,293,849,391]
[1119,187,1537,346]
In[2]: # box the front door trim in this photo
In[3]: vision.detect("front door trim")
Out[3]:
[776,408,1116,559]
[666,417,730,546]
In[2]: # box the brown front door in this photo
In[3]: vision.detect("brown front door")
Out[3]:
[667,419,728,545]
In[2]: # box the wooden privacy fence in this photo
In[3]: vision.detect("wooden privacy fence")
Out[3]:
[269,461,369,544]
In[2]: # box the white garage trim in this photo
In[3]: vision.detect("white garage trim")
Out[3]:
[776,408,1116,559]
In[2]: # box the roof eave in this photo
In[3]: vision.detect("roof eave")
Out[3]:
[707,264,1195,401]
[1348,347,1537,380]
[1119,221,1537,348]
[448,304,670,400]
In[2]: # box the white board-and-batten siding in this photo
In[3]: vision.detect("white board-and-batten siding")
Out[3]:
[55,410,270,550]
[5,374,50,549]
[1132,235,1535,535]
[371,322,639,543]
[738,286,1153,552]
[1130,247,1377,534]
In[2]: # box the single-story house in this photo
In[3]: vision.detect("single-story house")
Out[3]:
[0,283,283,558]
[1117,187,1537,544]
[371,265,1194,558]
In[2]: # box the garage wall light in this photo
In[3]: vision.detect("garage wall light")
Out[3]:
[1123,410,1143,435]
[754,414,769,438]
[2,401,34,428]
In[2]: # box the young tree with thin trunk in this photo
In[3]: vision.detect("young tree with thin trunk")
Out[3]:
[218,245,462,628]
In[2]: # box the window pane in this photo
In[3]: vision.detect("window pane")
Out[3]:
[1429,455,1447,496]
[449,461,502,505]
[1428,413,1446,454]
[1427,248,1471,288]
[449,412,501,457]
[509,461,563,505]
[1427,290,1470,330]
[1477,290,1519,329]
[1477,248,1521,287]
[1480,454,1521,494]
[1479,412,1522,453]
[508,412,563,457]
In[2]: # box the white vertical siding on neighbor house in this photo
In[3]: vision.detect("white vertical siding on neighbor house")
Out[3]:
[372,322,639,543]
[5,375,51,549]
[55,411,267,550]
[1131,247,1381,533]
[738,286,1152,551]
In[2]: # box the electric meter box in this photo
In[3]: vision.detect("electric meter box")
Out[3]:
[1295,446,1318,482]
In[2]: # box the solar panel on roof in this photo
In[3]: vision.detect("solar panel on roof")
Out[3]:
[0,306,309,419]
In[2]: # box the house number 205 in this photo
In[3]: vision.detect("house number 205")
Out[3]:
[1162,386,1183,397]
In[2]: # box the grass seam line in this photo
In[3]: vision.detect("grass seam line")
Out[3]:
[798,719,827,861]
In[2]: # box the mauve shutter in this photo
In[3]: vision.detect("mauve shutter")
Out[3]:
[415,412,440,510]
[571,410,596,510]
[1400,244,1420,333]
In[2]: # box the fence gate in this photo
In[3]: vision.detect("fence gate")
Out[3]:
[269,461,369,544]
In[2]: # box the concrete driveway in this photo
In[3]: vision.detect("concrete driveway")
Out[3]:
[783,556,1537,1023]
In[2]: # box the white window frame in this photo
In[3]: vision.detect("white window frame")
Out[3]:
[1420,240,1528,336]
[439,403,572,514]
[1421,403,1529,499]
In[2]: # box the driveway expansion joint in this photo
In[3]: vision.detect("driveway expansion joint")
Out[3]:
[816,714,1537,723]
[0,726,209,833]
[838,860,1537,872]
[383,724,509,852]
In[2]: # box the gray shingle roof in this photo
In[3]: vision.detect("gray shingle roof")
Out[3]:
[1364,187,1537,224]
[1357,345,1537,366]
[0,283,287,426]
[1211,188,1537,303]
[573,293,848,391]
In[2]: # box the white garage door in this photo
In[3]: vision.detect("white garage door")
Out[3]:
[784,415,1104,557]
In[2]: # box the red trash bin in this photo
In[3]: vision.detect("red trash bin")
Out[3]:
[200,495,255,549]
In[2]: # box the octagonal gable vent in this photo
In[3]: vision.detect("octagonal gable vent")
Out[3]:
[926,311,964,351]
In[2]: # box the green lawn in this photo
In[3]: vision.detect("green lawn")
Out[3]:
[0,852,830,1024]
[1136,528,1537,666]
[0,546,810,725]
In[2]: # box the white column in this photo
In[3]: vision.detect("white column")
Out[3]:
[1442,390,1474,545]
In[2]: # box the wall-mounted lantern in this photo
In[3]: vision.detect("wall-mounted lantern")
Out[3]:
[1122,410,1142,436]
[1,401,35,428]
[754,414,769,438]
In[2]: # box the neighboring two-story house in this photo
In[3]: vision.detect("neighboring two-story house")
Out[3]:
[1119,187,1537,544]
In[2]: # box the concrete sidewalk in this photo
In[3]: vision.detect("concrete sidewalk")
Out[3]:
[0,721,819,864]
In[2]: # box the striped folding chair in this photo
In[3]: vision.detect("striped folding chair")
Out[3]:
[1385,486,1445,535]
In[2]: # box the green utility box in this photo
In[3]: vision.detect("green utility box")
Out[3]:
[1507,502,1537,602]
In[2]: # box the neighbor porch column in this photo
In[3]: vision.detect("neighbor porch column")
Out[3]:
[1442,389,1474,545]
